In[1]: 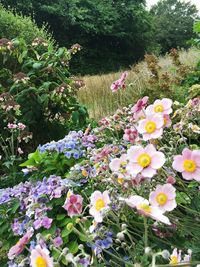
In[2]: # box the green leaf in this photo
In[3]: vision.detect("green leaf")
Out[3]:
[56,214,66,221]
[68,240,79,254]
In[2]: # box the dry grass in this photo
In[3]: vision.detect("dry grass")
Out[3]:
[78,48,200,119]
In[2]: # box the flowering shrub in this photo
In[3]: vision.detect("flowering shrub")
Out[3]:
[0,95,200,267]
[0,37,88,187]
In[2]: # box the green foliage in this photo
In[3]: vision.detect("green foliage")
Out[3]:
[1,0,152,75]
[0,4,53,45]
[0,37,88,187]
[150,0,199,53]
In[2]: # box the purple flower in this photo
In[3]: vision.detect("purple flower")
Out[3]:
[53,236,63,247]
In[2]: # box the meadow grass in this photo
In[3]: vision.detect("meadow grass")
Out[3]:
[78,48,200,119]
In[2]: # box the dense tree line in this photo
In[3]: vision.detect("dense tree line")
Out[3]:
[0,0,199,74]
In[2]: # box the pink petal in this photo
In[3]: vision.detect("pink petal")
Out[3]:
[102,191,110,205]
[137,119,147,134]
[145,144,156,156]
[127,146,144,162]
[151,152,165,169]
[90,191,102,204]
[172,155,184,172]
[109,158,121,172]
[151,115,164,128]
[161,98,173,109]
[182,171,194,180]
[126,162,143,174]
[192,150,200,166]
[182,148,192,159]
[142,132,151,141]
[141,166,157,178]
[150,128,163,139]
[193,167,200,181]
[163,199,177,211]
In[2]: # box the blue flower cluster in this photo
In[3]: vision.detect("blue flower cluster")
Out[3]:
[88,232,113,255]
[0,175,77,206]
[38,131,97,160]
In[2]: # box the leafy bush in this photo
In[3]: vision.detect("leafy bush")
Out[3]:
[0,38,88,187]
[0,95,200,266]
[0,4,53,45]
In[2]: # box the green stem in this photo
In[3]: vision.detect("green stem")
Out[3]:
[143,216,148,248]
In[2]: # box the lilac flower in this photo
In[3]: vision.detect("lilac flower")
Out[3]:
[53,236,63,247]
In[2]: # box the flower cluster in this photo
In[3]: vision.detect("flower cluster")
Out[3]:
[1,96,200,267]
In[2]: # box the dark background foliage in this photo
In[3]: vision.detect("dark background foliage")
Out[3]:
[0,0,199,74]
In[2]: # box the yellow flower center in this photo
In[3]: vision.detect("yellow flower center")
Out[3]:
[154,104,164,113]
[138,203,152,213]
[36,256,47,267]
[145,121,156,133]
[82,169,88,177]
[117,177,124,184]
[137,153,151,168]
[156,193,168,205]
[95,199,105,211]
[170,256,178,265]
[183,159,196,172]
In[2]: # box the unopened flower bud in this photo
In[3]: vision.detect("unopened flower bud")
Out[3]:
[144,247,152,254]
[117,232,125,241]
[121,224,127,230]
[162,250,170,259]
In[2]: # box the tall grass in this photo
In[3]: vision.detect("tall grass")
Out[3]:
[78,48,200,119]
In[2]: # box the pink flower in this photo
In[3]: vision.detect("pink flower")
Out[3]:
[127,144,165,178]
[123,128,139,143]
[18,122,26,130]
[149,184,177,212]
[172,148,200,181]
[63,191,83,217]
[7,123,17,129]
[131,96,149,113]
[89,191,110,222]
[8,229,33,260]
[122,195,171,225]
[30,245,53,267]
[34,217,53,230]
[146,98,173,115]
[110,72,128,92]
[109,154,127,174]
[137,114,164,140]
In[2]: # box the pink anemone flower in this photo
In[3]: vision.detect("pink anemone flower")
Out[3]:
[137,114,164,140]
[172,148,200,181]
[89,191,110,222]
[8,229,33,260]
[131,96,149,113]
[63,190,83,217]
[110,71,128,92]
[149,184,177,212]
[123,128,139,143]
[109,154,127,174]
[122,195,171,225]
[127,144,165,178]
[146,98,173,115]
[30,245,53,267]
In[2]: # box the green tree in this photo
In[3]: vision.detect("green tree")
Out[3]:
[1,0,153,74]
[150,0,199,53]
